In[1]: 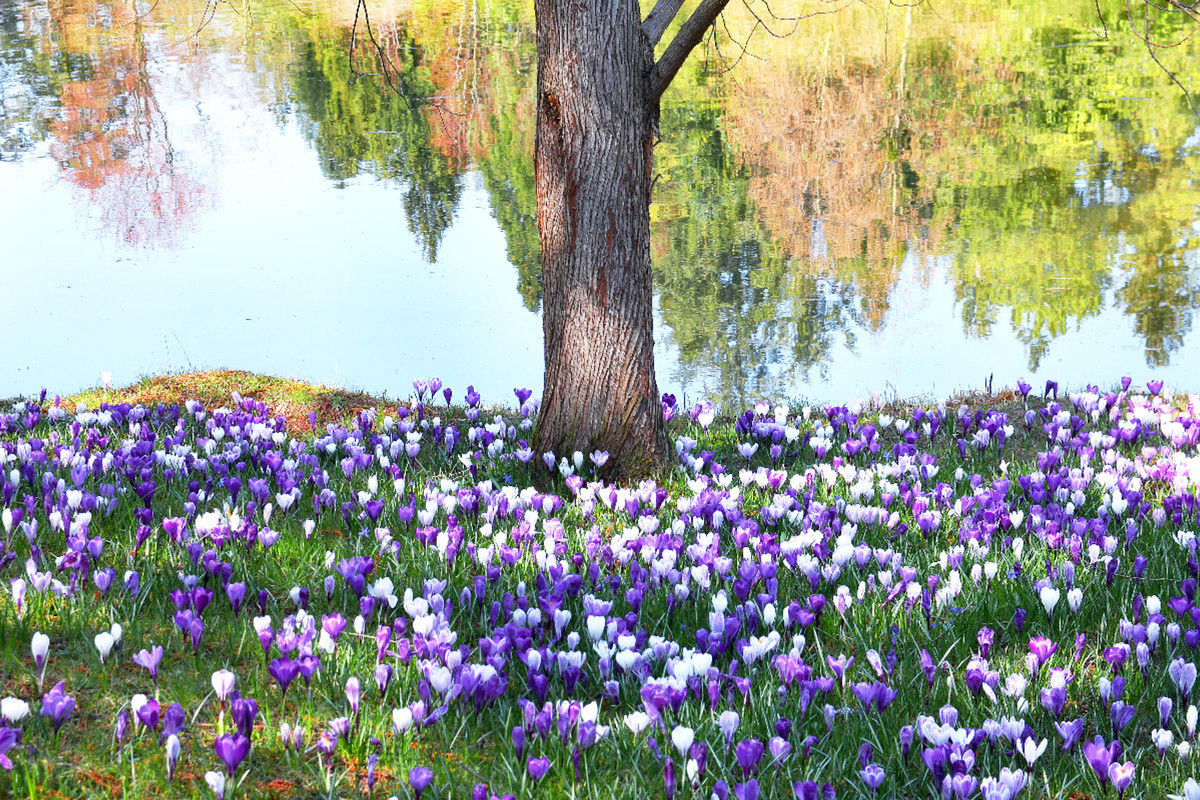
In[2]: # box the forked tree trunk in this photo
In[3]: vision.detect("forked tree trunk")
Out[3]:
[532,0,668,479]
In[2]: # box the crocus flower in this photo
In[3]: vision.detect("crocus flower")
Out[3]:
[735,738,764,777]
[115,709,130,745]
[40,681,74,733]
[0,699,29,724]
[1054,717,1086,751]
[165,733,181,781]
[213,732,250,775]
[527,757,550,782]
[231,697,258,740]
[512,725,526,760]
[1028,637,1057,667]
[0,726,21,770]
[30,632,48,691]
[94,632,115,664]
[345,677,362,715]
[269,658,299,698]
[1170,658,1197,700]
[134,696,160,732]
[1018,736,1047,765]
[733,779,759,800]
[670,725,694,760]
[163,703,186,739]
[1168,778,1200,800]
[205,771,225,799]
[211,670,236,703]
[1109,762,1134,798]
[860,763,885,792]
[133,646,164,683]
[1082,736,1120,786]
[408,766,435,798]
[718,710,740,750]
[1039,586,1060,618]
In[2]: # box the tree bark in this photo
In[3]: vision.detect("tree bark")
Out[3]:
[532,0,668,479]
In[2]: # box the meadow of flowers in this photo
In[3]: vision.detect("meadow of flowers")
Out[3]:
[2,376,1200,800]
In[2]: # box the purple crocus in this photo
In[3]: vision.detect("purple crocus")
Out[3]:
[189,618,205,655]
[1082,736,1120,787]
[163,703,186,739]
[213,732,250,776]
[527,756,551,782]
[1054,717,1086,751]
[231,698,258,740]
[0,726,22,770]
[1028,636,1057,667]
[135,697,160,732]
[409,766,434,799]
[735,738,764,777]
[269,658,299,698]
[40,681,74,733]
[512,726,526,760]
[225,582,247,617]
[733,779,759,800]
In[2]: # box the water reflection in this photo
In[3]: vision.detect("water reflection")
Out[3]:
[1,0,1199,408]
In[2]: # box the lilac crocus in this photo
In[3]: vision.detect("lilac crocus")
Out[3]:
[1108,762,1134,798]
[860,763,885,792]
[133,646,163,683]
[826,654,853,683]
[165,733,181,781]
[1169,658,1197,700]
[1054,717,1086,751]
[345,677,362,715]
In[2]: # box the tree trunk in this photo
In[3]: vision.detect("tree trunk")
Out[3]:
[532,0,668,479]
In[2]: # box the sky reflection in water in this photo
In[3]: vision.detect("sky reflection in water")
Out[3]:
[1,0,1199,408]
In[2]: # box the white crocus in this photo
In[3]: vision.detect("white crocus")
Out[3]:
[671,725,695,760]
[1,697,30,723]
[94,631,115,664]
[1019,736,1047,765]
[1039,586,1060,617]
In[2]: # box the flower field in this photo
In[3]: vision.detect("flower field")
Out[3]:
[1,376,1199,800]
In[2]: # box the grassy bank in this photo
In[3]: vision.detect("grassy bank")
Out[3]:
[1,373,1198,800]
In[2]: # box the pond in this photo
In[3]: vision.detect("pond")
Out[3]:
[2,0,1199,409]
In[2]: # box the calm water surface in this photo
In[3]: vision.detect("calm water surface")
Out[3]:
[2,0,1199,408]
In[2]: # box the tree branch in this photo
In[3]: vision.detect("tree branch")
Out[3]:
[643,0,688,48]
[647,0,732,104]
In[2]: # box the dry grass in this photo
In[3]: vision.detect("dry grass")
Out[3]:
[59,370,391,436]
